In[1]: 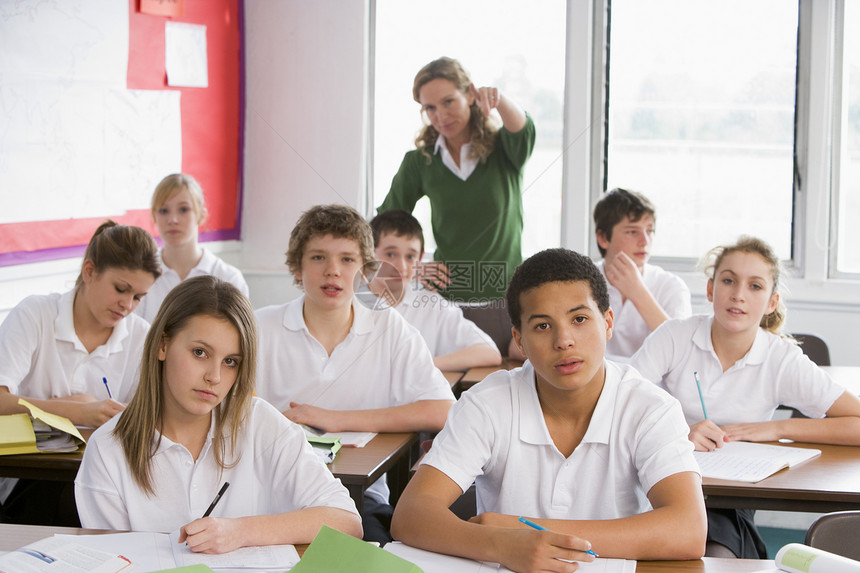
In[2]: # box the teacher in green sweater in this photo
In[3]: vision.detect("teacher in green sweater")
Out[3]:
[378,56,535,304]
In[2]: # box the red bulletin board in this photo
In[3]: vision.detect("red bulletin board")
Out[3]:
[0,0,243,266]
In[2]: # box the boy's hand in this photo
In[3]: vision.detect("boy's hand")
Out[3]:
[415,261,450,292]
[285,402,339,433]
[723,420,781,443]
[180,517,244,554]
[497,529,595,573]
[688,420,728,451]
[603,252,646,300]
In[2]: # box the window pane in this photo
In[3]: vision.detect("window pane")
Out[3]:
[606,0,798,260]
[837,0,860,273]
[373,0,565,258]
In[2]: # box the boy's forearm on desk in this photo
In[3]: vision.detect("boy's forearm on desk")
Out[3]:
[331,400,453,433]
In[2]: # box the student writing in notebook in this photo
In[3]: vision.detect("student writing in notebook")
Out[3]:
[135,173,249,323]
[75,276,362,551]
[0,221,160,525]
[253,204,455,543]
[631,235,860,558]
[391,249,706,571]
[368,209,502,371]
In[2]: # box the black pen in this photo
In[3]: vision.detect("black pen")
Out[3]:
[202,482,230,518]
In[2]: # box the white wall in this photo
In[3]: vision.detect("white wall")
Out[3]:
[240,0,370,309]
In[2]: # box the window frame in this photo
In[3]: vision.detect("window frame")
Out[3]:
[573,0,860,304]
[367,0,860,304]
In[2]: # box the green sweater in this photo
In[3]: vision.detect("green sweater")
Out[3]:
[379,115,536,302]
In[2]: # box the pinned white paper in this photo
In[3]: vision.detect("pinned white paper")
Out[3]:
[165,21,208,88]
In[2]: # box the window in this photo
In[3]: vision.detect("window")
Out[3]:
[372,0,566,258]
[604,0,799,261]
[834,0,860,274]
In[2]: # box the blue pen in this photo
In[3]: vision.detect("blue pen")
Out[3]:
[518,517,598,557]
[693,371,708,420]
[102,377,113,399]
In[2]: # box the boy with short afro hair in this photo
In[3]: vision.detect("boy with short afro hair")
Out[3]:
[254,204,455,543]
[593,188,691,359]
[369,210,501,371]
[391,248,706,569]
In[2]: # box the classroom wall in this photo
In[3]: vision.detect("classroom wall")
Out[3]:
[239,0,370,309]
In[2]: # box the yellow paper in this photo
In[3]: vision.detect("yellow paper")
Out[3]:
[0,413,39,455]
[18,398,86,444]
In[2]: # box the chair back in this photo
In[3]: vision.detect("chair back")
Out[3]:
[804,511,860,560]
[792,333,831,366]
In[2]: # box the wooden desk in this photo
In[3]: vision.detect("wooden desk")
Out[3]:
[0,523,115,551]
[636,560,777,572]
[0,526,777,572]
[0,430,418,517]
[460,359,523,392]
[822,365,860,395]
[0,427,92,481]
[703,442,860,513]
[328,432,418,514]
[443,370,465,397]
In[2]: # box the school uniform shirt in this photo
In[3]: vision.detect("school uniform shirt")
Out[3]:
[0,290,148,404]
[75,397,358,532]
[254,295,456,504]
[630,314,845,425]
[395,287,496,357]
[421,360,698,519]
[135,248,249,323]
[598,261,692,360]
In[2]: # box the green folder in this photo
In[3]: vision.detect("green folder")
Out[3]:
[292,526,423,573]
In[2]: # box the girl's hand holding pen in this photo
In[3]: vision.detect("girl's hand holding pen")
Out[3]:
[179,516,244,554]
[688,420,728,451]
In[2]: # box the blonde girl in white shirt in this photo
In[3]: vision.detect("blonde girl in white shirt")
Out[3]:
[631,235,860,558]
[135,173,249,323]
[76,276,361,552]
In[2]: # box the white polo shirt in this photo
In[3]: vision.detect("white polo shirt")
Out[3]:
[135,248,249,323]
[254,296,455,412]
[422,360,698,519]
[255,296,455,505]
[598,261,692,359]
[395,288,496,357]
[631,314,845,425]
[0,290,149,403]
[75,397,358,532]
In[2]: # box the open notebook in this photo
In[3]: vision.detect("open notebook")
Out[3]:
[694,441,821,482]
[384,542,636,573]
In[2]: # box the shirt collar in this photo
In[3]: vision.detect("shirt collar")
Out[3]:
[153,415,217,459]
[283,295,374,336]
[55,289,130,354]
[516,360,617,447]
[433,134,478,181]
[692,314,769,366]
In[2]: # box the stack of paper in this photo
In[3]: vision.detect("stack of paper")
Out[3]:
[305,434,342,464]
[694,441,821,482]
[301,426,377,448]
[0,400,86,455]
